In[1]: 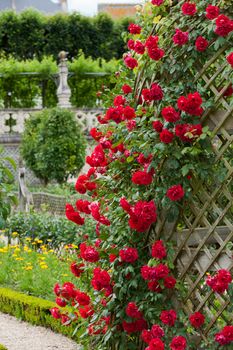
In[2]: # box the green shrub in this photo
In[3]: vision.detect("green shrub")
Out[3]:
[21,107,86,185]
[0,287,84,342]
[5,211,96,248]
[0,345,8,350]
[0,147,17,229]
[6,211,79,248]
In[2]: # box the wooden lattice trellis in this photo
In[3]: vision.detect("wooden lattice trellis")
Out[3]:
[153,43,233,342]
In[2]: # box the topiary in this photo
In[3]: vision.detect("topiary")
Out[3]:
[21,107,86,185]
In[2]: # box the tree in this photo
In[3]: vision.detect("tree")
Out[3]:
[21,108,86,185]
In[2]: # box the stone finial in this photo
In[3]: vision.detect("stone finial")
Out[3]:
[57,51,71,108]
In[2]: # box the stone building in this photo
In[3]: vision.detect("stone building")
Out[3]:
[0,0,68,13]
[98,2,141,19]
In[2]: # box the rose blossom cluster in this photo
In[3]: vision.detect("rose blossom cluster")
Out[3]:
[141,319,187,350]
[215,325,233,346]
[120,198,157,232]
[141,240,176,292]
[50,282,94,325]
[206,269,232,294]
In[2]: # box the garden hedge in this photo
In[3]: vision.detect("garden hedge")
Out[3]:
[0,345,8,350]
[0,10,131,61]
[0,287,82,342]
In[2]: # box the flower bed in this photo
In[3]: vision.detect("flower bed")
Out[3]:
[0,240,80,301]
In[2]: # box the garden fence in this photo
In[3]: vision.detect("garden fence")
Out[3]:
[151,45,233,343]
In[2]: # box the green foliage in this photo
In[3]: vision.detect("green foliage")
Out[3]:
[0,54,118,108]
[0,287,82,341]
[0,148,17,229]
[0,9,131,61]
[21,108,86,184]
[5,211,80,248]
[0,345,8,350]
[0,56,57,108]
[68,52,118,107]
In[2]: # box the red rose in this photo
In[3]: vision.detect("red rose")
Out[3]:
[152,120,163,132]
[132,170,153,185]
[127,120,137,131]
[122,84,132,94]
[61,282,76,300]
[148,338,165,350]
[134,40,145,54]
[75,291,90,306]
[215,326,233,345]
[114,95,126,106]
[150,83,164,100]
[120,197,132,213]
[154,264,170,279]
[215,15,233,37]
[160,310,177,326]
[166,184,185,201]
[76,199,91,214]
[89,127,103,141]
[124,106,136,120]
[80,245,99,263]
[54,283,61,296]
[70,262,85,277]
[151,324,165,338]
[86,144,107,167]
[145,35,159,49]
[189,312,205,328]
[170,336,187,350]
[160,129,174,144]
[126,302,142,319]
[50,307,61,319]
[206,5,219,20]
[128,23,141,34]
[173,29,189,46]
[141,329,153,344]
[164,276,176,289]
[151,240,166,259]
[227,52,233,67]
[91,268,111,290]
[195,36,209,52]
[56,297,67,307]
[66,204,84,225]
[124,55,138,69]
[120,247,139,263]
[161,106,180,122]
[148,280,162,293]
[148,47,165,61]
[151,0,164,5]
[128,200,157,232]
[78,305,94,319]
[127,39,135,50]
[181,2,196,16]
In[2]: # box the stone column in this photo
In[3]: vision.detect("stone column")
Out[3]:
[57,51,71,108]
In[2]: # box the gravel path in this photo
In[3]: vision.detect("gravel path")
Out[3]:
[0,312,81,350]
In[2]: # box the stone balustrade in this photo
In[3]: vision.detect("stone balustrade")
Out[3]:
[0,108,102,135]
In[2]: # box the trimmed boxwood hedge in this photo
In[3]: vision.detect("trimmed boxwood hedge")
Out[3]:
[0,287,83,342]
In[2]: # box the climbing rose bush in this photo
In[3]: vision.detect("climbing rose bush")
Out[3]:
[51,0,233,349]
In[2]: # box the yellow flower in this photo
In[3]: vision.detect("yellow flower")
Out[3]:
[12,232,18,236]
[47,239,52,242]
[14,248,20,252]
[39,257,46,260]
[48,249,54,253]
[15,257,24,261]
[62,274,68,277]
[23,266,33,270]
[25,238,32,241]
[40,264,48,269]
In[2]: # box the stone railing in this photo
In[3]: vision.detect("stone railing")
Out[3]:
[0,108,102,135]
